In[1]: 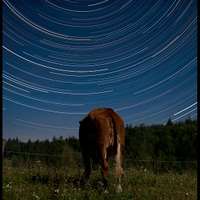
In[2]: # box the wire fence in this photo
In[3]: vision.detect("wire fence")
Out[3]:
[4,150,69,157]
[122,158,197,173]
[3,150,197,172]
[3,151,197,162]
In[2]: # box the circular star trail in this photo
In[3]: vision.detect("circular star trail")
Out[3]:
[3,0,197,142]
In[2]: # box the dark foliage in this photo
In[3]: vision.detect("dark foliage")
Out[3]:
[124,118,197,162]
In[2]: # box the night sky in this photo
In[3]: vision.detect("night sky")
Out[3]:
[3,0,197,142]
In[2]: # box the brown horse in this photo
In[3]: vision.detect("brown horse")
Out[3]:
[79,108,125,192]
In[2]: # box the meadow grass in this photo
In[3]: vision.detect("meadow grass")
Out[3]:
[2,159,197,200]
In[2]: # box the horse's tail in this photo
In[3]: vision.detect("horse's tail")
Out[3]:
[106,108,126,178]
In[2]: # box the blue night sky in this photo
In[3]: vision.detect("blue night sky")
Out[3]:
[3,0,197,142]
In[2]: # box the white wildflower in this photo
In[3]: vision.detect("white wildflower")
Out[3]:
[55,189,59,194]
[33,192,40,199]
[99,181,103,186]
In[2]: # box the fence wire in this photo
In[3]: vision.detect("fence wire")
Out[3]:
[4,150,197,164]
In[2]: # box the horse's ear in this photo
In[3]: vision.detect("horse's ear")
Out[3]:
[79,120,82,124]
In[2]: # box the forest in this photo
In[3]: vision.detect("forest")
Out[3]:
[4,117,197,171]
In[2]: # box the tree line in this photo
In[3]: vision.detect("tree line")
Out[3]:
[4,118,197,171]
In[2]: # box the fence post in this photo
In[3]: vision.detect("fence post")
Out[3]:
[2,139,7,156]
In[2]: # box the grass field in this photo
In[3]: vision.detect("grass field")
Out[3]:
[2,159,197,200]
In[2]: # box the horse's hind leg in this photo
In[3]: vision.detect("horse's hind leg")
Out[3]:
[99,149,109,189]
[82,151,91,186]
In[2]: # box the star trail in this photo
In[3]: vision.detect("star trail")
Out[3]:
[3,0,197,142]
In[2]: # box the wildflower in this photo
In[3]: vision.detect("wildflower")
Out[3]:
[55,189,59,194]
[6,184,12,188]
[33,192,40,199]
[185,193,189,196]
[99,181,103,186]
